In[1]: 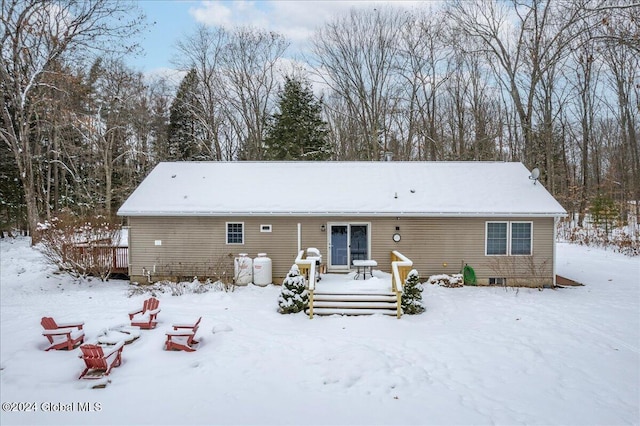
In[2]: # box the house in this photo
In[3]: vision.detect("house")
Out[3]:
[117,161,567,287]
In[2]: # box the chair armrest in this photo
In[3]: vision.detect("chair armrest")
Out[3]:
[173,317,201,330]
[103,341,125,358]
[43,328,73,336]
[166,330,195,337]
[148,308,161,316]
[56,321,84,330]
[172,324,195,330]
[128,308,143,318]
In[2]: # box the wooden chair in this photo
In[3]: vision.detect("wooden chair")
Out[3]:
[171,317,201,333]
[41,317,85,351]
[128,297,161,329]
[78,342,124,379]
[165,317,201,352]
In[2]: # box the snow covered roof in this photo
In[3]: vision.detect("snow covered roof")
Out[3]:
[117,161,567,217]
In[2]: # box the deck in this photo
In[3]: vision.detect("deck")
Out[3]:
[315,271,393,293]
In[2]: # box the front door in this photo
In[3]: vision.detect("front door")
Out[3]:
[328,223,370,271]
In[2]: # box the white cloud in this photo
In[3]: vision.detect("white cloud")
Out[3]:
[188,0,234,27]
[189,1,429,47]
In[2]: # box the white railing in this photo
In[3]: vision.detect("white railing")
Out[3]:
[391,250,413,318]
[295,250,317,319]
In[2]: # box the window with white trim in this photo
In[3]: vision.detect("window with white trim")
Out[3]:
[486,222,508,255]
[226,222,244,244]
[486,221,533,256]
[510,222,532,255]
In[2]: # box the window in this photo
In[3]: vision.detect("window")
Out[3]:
[260,224,272,233]
[226,222,244,244]
[489,277,507,286]
[486,222,508,255]
[511,222,532,255]
[485,221,533,256]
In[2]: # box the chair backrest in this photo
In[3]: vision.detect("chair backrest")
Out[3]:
[41,317,58,330]
[80,345,107,368]
[144,297,160,312]
[193,317,202,332]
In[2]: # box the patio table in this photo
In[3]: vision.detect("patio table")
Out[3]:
[352,259,377,280]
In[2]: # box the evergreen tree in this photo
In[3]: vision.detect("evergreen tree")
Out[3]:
[264,76,331,160]
[401,270,425,314]
[277,265,309,314]
[166,69,202,161]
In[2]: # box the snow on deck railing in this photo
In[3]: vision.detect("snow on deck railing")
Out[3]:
[295,250,317,319]
[391,251,413,318]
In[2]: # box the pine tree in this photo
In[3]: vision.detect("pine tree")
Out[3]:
[264,76,331,160]
[277,265,309,314]
[401,270,425,314]
[166,69,202,161]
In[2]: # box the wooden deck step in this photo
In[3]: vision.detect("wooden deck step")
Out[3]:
[309,307,398,316]
[313,300,398,309]
[313,293,396,302]
[308,291,399,316]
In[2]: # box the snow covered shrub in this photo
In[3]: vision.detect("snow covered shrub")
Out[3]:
[37,211,121,281]
[401,269,425,314]
[428,273,464,288]
[487,256,551,288]
[277,265,309,314]
[128,279,216,297]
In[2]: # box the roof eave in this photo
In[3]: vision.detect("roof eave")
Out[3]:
[117,211,567,218]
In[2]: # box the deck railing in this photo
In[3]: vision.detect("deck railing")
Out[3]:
[295,250,317,319]
[63,244,129,275]
[391,250,413,318]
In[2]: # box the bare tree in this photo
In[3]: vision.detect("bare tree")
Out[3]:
[222,28,289,160]
[447,0,603,185]
[313,7,406,160]
[174,26,230,160]
[397,9,451,161]
[0,0,144,239]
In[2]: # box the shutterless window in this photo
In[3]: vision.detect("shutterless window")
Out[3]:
[226,223,244,244]
[511,222,532,255]
[486,222,508,255]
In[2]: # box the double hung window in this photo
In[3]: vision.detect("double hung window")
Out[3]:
[485,221,532,256]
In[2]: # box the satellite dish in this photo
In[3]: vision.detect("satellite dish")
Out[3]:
[529,168,540,184]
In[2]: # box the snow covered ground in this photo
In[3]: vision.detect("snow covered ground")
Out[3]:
[1,237,638,426]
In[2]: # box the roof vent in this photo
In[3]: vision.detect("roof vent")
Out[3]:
[384,152,393,161]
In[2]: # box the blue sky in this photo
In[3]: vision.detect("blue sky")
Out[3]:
[128,0,427,76]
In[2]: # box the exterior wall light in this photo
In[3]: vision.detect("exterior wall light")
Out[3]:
[320,224,326,232]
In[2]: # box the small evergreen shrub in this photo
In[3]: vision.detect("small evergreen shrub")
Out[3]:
[401,269,425,314]
[277,265,309,314]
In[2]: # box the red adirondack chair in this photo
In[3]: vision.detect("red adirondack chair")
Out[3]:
[128,297,161,329]
[78,342,124,379]
[165,317,201,352]
[40,317,85,351]
[171,317,201,333]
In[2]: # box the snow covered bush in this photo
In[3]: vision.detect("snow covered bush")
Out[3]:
[37,212,121,281]
[277,265,309,314]
[401,269,425,314]
[128,279,216,297]
[428,273,464,288]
